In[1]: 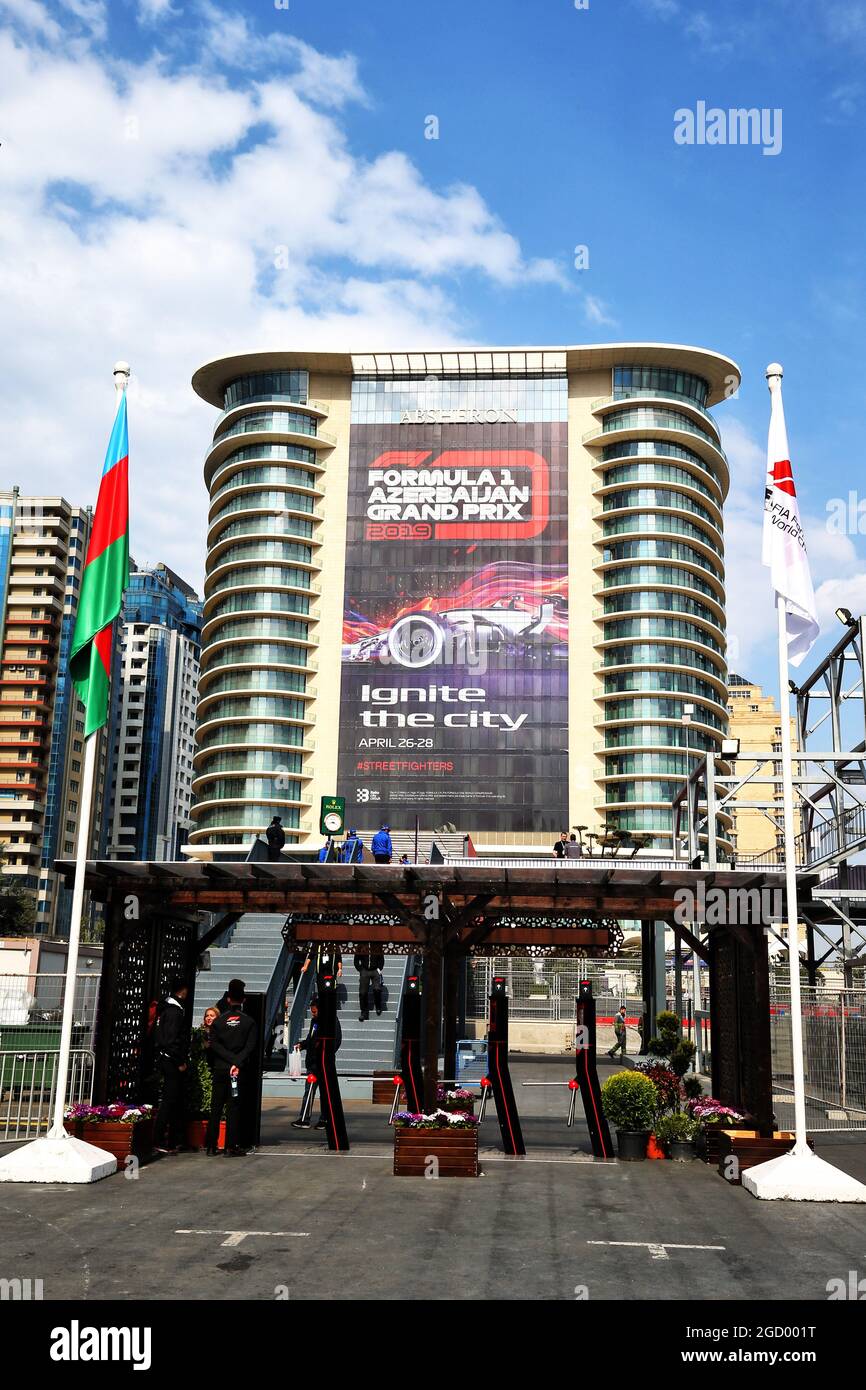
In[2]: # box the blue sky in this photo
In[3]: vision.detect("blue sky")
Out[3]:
[1,0,865,697]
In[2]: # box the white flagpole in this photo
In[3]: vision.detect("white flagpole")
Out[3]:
[775,596,809,1155]
[743,363,866,1200]
[46,363,129,1138]
[45,730,99,1137]
[0,364,129,1183]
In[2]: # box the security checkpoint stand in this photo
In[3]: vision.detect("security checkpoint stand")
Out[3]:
[313,975,349,1151]
[484,977,525,1156]
[398,973,425,1113]
[567,978,613,1158]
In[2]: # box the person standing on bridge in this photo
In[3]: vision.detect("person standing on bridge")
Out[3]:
[371,824,393,863]
[340,828,364,863]
[266,815,286,861]
[354,945,385,1021]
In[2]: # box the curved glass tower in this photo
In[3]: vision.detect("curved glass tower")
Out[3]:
[190,367,332,846]
[190,345,737,856]
[588,364,730,847]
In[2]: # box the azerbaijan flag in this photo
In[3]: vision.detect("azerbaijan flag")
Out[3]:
[69,390,130,736]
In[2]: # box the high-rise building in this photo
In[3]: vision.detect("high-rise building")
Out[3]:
[188,345,737,854]
[106,562,202,861]
[0,492,113,932]
[726,672,798,859]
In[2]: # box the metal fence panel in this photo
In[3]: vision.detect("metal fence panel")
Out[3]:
[0,1049,95,1141]
[770,988,866,1132]
[0,972,99,1046]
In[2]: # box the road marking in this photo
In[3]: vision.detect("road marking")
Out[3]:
[176,1229,310,1247]
[587,1240,726,1262]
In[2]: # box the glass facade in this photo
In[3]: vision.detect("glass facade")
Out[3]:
[223,370,309,411]
[613,365,709,408]
[215,410,320,443]
[193,366,323,844]
[593,367,729,847]
[602,407,724,455]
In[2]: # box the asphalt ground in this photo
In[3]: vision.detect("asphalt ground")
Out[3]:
[1,1056,865,1304]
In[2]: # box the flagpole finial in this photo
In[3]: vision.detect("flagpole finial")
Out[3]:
[765,362,783,388]
[113,361,130,396]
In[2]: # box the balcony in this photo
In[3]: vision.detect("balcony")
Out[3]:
[590,391,717,429]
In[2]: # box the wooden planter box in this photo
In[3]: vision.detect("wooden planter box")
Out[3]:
[373,1072,404,1106]
[698,1127,757,1165]
[394,1126,478,1177]
[64,1118,153,1163]
[717,1131,814,1185]
[186,1118,227,1151]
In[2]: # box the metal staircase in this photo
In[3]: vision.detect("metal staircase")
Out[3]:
[196,913,289,1013]
[337,955,409,1073]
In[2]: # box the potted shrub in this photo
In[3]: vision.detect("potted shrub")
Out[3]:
[600,1071,657,1160]
[647,1010,696,1079]
[184,1027,227,1151]
[635,1061,682,1158]
[654,1111,700,1160]
[64,1103,154,1162]
[393,1109,479,1176]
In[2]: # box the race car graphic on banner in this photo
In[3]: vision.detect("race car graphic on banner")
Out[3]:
[338,381,569,833]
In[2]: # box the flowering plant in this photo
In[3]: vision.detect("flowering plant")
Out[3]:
[436,1085,474,1105]
[64,1102,153,1125]
[687,1097,748,1128]
[634,1062,683,1115]
[394,1109,478,1130]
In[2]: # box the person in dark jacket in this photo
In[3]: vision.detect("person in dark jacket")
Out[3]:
[266,815,286,861]
[215,977,246,1015]
[553,831,569,858]
[371,824,393,863]
[291,999,342,1129]
[153,977,190,1155]
[354,946,385,1021]
[206,983,258,1155]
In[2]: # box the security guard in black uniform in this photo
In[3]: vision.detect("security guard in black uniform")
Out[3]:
[206,983,258,1155]
[153,976,189,1154]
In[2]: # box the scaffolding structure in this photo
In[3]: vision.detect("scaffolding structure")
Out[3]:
[672,616,866,985]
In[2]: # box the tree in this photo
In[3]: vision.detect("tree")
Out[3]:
[0,845,37,936]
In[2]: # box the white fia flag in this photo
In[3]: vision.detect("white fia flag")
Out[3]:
[761,369,819,666]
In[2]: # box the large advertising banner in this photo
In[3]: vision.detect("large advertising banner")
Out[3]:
[338,390,569,834]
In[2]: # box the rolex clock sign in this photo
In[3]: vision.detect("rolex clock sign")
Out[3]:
[320,796,346,836]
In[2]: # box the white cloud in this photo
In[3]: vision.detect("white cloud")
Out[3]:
[198,2,365,108]
[0,16,568,592]
[137,0,175,20]
[583,293,618,327]
[0,0,61,40]
[815,573,866,628]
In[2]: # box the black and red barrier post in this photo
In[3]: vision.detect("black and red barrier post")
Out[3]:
[399,975,425,1113]
[314,975,349,1151]
[487,977,525,1155]
[571,978,613,1158]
